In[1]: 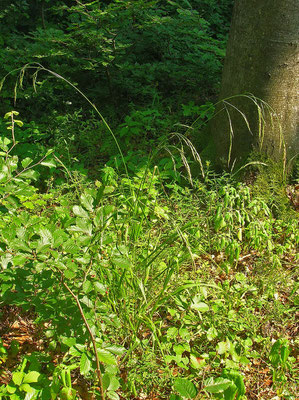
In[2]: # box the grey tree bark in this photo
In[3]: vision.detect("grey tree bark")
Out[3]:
[211,0,299,167]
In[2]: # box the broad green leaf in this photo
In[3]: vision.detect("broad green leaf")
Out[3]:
[61,337,76,347]
[207,326,218,341]
[21,158,33,169]
[69,344,85,356]
[80,352,91,376]
[11,239,31,253]
[94,282,106,294]
[59,387,76,400]
[73,205,89,219]
[25,390,38,400]
[45,148,54,157]
[204,378,232,393]
[5,111,19,119]
[64,270,76,279]
[41,159,56,168]
[6,384,16,394]
[107,376,120,391]
[20,170,39,181]
[97,349,116,365]
[13,254,28,266]
[63,240,80,254]
[174,378,197,399]
[23,371,40,384]
[103,373,110,390]
[20,383,35,392]
[223,371,246,398]
[111,257,131,269]
[68,219,92,235]
[107,391,119,400]
[173,343,190,356]
[80,193,94,212]
[83,280,92,293]
[80,296,93,308]
[191,301,209,312]
[12,371,24,385]
[39,228,53,245]
[14,119,23,127]
[170,395,183,400]
[223,383,237,400]
[105,345,126,356]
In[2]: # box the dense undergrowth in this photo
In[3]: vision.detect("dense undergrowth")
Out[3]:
[0,1,298,399]
[0,112,298,400]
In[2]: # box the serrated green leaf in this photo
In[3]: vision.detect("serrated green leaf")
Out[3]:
[10,239,31,253]
[64,270,76,279]
[80,193,94,212]
[73,205,89,219]
[39,228,53,245]
[107,391,119,400]
[80,296,93,308]
[63,240,80,254]
[83,280,92,293]
[223,383,237,400]
[21,169,39,181]
[68,219,92,235]
[204,378,232,393]
[13,254,28,266]
[97,349,116,365]
[69,343,85,356]
[107,376,120,391]
[61,337,76,347]
[41,159,56,168]
[174,378,197,399]
[80,352,91,376]
[111,257,131,269]
[94,282,106,294]
[105,345,126,356]
[21,158,33,168]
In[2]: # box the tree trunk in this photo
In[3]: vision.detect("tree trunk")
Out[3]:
[211,0,299,167]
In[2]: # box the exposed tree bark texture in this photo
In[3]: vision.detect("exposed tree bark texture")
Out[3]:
[211,0,299,166]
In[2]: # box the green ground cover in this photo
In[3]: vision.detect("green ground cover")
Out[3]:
[0,111,298,400]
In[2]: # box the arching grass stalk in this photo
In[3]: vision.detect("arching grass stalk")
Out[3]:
[181,92,286,172]
[1,62,129,180]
